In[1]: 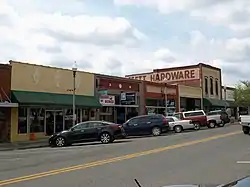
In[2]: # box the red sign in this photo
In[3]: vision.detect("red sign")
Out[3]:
[99,95,115,105]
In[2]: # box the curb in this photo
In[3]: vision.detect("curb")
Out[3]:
[0,144,49,151]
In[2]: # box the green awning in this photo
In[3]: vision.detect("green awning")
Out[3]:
[203,98,229,107]
[11,90,102,108]
[226,100,237,107]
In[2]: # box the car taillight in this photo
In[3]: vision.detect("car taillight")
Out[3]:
[163,118,167,125]
[110,124,121,130]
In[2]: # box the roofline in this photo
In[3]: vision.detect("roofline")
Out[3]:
[9,60,94,75]
[95,73,142,83]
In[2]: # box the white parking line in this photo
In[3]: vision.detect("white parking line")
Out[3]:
[237,161,250,164]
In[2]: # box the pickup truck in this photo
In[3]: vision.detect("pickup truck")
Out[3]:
[240,115,250,134]
[206,110,230,128]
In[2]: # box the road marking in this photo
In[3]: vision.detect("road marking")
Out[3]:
[0,131,240,186]
[237,161,250,164]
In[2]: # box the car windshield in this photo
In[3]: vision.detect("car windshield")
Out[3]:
[172,116,180,121]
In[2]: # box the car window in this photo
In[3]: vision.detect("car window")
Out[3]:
[72,122,89,130]
[91,122,103,128]
[173,113,182,119]
[166,117,174,122]
[172,117,180,121]
[184,111,204,117]
[127,118,140,126]
[207,111,218,116]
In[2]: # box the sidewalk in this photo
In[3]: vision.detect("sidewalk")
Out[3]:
[0,139,49,151]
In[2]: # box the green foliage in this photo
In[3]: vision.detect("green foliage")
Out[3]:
[234,81,250,106]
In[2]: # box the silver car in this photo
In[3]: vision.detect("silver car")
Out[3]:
[166,116,199,133]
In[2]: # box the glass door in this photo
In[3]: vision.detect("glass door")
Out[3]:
[55,110,64,133]
[45,110,54,136]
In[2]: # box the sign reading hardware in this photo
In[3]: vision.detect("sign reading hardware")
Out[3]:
[126,68,200,83]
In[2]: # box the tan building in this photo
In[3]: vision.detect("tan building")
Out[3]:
[126,63,227,112]
[9,61,101,142]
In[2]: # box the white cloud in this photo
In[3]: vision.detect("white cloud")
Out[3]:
[1,0,250,87]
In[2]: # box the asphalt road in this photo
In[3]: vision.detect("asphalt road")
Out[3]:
[0,125,249,187]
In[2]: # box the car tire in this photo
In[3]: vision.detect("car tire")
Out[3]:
[193,123,200,130]
[100,132,112,144]
[218,122,225,127]
[55,136,66,147]
[208,121,216,128]
[174,125,183,133]
[152,126,161,136]
[242,126,250,134]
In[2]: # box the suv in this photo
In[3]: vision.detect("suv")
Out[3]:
[173,110,207,129]
[122,114,169,136]
[207,110,230,128]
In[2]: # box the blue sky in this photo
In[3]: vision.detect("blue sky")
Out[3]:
[0,0,250,86]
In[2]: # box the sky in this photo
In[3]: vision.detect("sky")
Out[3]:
[0,0,250,86]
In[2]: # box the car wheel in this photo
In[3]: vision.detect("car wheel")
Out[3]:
[174,125,183,133]
[193,123,200,130]
[242,126,250,134]
[55,136,66,147]
[100,132,112,144]
[152,126,161,136]
[218,122,225,127]
[208,121,216,128]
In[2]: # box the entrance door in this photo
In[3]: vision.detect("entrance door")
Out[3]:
[45,111,54,136]
[45,110,64,135]
[55,110,64,133]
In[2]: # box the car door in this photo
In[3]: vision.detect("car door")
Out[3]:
[123,118,141,136]
[68,122,88,143]
[80,122,100,141]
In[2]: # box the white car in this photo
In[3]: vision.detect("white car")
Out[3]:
[166,116,198,133]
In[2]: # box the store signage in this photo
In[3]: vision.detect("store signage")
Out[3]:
[126,68,200,83]
[99,95,115,105]
[120,92,136,105]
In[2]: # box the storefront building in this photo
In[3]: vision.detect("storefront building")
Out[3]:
[0,64,18,143]
[145,82,179,115]
[126,64,206,111]
[9,61,101,142]
[95,74,141,124]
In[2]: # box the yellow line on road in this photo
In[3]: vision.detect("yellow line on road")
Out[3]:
[0,131,241,186]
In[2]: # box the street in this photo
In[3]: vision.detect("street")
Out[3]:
[0,125,249,187]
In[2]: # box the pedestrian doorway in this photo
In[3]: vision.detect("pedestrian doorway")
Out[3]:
[45,110,64,136]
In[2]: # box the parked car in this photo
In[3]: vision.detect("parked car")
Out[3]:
[173,110,207,128]
[49,121,126,147]
[122,114,169,136]
[166,116,199,133]
[207,110,230,128]
[239,115,250,134]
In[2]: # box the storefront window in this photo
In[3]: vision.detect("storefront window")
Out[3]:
[65,109,73,130]
[55,110,63,133]
[77,109,81,123]
[18,108,28,134]
[30,108,45,133]
[82,109,89,122]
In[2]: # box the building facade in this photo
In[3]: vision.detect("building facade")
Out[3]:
[9,61,101,142]
[0,64,18,142]
[95,74,142,124]
[144,82,179,115]
[126,63,226,112]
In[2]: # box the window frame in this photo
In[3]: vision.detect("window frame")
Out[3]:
[204,76,208,95]
[215,78,219,96]
[210,77,214,95]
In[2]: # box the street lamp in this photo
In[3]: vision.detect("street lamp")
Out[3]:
[72,61,77,126]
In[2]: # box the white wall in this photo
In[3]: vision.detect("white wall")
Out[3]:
[221,88,234,101]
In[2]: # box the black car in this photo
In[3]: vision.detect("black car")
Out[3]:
[122,114,169,136]
[49,121,126,147]
[161,175,250,186]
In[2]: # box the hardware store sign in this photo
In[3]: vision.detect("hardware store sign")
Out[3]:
[126,68,200,83]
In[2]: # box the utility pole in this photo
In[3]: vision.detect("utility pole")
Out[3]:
[165,83,168,116]
[72,61,77,127]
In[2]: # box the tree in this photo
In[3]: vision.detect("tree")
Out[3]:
[234,81,250,113]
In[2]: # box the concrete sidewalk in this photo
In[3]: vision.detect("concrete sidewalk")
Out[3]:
[0,139,49,151]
